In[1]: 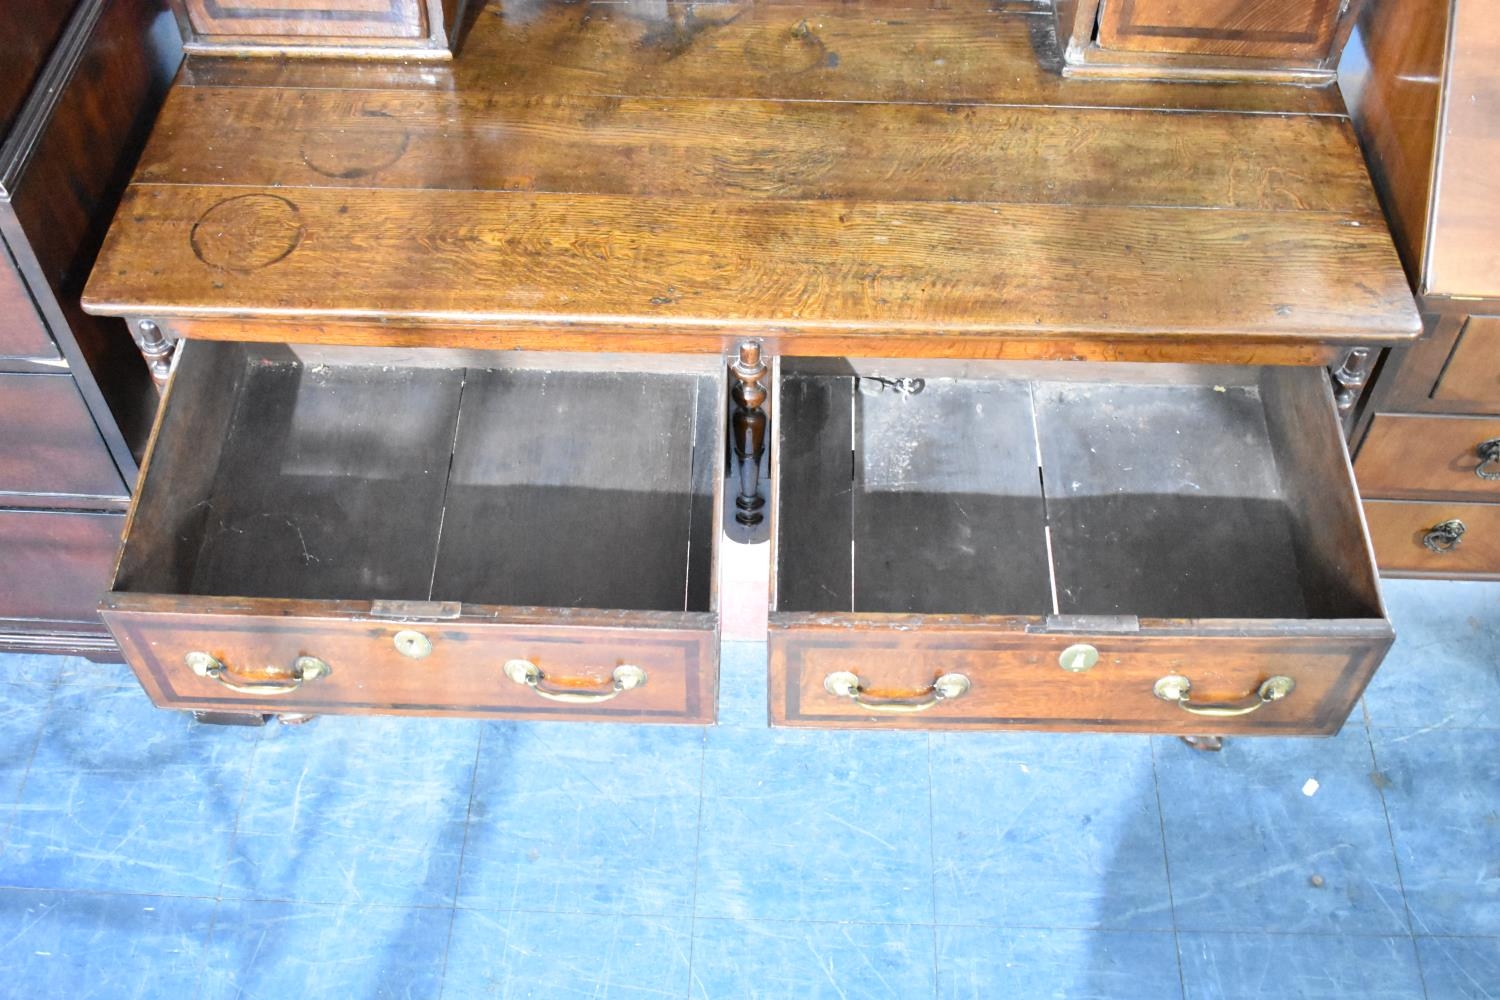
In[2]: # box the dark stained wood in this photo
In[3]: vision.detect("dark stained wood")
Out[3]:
[1356,414,1500,500]
[176,1,1347,115]
[1097,0,1343,61]
[85,184,1415,346]
[767,622,1389,733]
[0,509,121,624]
[1,0,183,475]
[104,597,718,723]
[0,0,78,139]
[1364,499,1500,579]
[136,87,1381,214]
[0,241,57,358]
[0,374,126,503]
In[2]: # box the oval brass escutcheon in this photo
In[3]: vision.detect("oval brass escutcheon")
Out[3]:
[1058,643,1100,673]
[393,629,433,659]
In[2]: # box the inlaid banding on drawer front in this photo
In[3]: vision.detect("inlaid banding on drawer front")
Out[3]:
[105,604,718,722]
[769,626,1388,734]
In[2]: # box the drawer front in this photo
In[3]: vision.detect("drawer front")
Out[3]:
[0,510,121,623]
[769,626,1387,735]
[0,254,57,359]
[0,374,126,502]
[104,606,718,723]
[182,0,426,40]
[1365,499,1500,578]
[1432,316,1500,407]
[1356,414,1500,499]
[1096,0,1342,61]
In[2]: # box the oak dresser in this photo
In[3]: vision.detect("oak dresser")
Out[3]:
[81,0,1423,737]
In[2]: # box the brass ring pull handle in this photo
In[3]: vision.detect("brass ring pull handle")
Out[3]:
[1153,674,1295,718]
[1477,439,1500,480]
[503,659,646,703]
[1422,519,1467,553]
[185,651,330,695]
[822,671,971,713]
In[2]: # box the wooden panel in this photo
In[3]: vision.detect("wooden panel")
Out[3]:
[0,510,121,623]
[1036,380,1306,619]
[2,0,182,474]
[1339,0,1448,292]
[1097,0,1342,60]
[1425,0,1500,300]
[136,88,1381,215]
[84,184,1417,347]
[768,624,1388,734]
[0,0,77,138]
[0,247,56,359]
[104,599,717,723]
[182,0,425,39]
[174,1,1347,116]
[1356,414,1500,499]
[1432,316,1500,407]
[1364,499,1500,578]
[0,374,125,502]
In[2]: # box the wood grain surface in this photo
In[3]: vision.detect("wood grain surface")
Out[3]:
[1364,499,1500,578]
[81,0,1420,350]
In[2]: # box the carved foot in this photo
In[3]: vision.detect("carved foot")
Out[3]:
[1179,735,1225,752]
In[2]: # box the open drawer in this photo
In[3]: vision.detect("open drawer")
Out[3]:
[104,342,724,722]
[768,359,1391,734]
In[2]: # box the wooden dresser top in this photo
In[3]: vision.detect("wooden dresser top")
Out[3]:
[82,0,1421,354]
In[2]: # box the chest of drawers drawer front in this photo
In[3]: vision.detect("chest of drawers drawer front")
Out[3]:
[0,373,126,503]
[1356,414,1500,499]
[105,340,726,722]
[104,602,716,721]
[0,255,58,359]
[769,626,1387,735]
[768,358,1389,734]
[1363,499,1500,578]
[1431,316,1500,408]
[0,509,121,624]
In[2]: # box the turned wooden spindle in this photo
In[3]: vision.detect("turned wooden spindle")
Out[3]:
[730,341,769,526]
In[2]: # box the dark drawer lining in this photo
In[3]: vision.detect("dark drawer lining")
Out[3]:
[776,360,1380,622]
[119,342,720,614]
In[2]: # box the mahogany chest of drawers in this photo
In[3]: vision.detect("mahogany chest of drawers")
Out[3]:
[0,0,181,656]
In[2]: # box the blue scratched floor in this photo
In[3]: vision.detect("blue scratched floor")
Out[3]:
[0,578,1497,999]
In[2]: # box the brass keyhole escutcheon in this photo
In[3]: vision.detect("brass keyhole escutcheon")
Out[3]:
[1059,643,1100,673]
[393,629,433,659]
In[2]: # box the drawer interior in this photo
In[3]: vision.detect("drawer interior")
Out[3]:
[117,342,722,614]
[775,360,1382,622]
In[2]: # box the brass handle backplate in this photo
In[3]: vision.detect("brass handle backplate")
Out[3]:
[185,651,330,696]
[1153,674,1295,718]
[823,670,971,713]
[1476,439,1500,480]
[503,659,646,703]
[1422,519,1466,554]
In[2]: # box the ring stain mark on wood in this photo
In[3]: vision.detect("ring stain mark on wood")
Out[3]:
[299,109,412,180]
[190,193,306,273]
